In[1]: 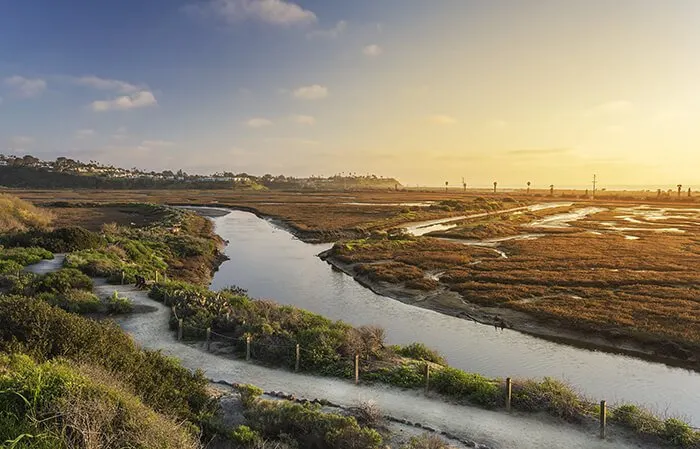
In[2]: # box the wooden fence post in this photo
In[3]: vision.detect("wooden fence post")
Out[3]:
[206,328,211,351]
[505,377,512,412]
[178,319,183,341]
[295,344,300,372]
[246,336,251,361]
[600,400,607,439]
[354,354,360,385]
[121,271,125,285]
[424,364,430,392]
[155,271,159,283]
[164,273,168,283]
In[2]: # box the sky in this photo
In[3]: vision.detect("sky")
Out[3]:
[1,0,700,188]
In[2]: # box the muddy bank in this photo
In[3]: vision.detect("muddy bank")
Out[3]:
[170,202,368,243]
[319,250,700,372]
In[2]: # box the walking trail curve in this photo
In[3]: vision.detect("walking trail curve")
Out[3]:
[27,256,657,449]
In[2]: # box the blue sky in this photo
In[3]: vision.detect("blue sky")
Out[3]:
[2,1,700,187]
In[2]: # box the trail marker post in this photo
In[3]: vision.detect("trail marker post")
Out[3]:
[506,378,513,412]
[295,344,300,372]
[600,400,607,439]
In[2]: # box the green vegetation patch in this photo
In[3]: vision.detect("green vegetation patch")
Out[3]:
[0,354,201,449]
[0,295,212,423]
[237,384,383,449]
[0,246,53,266]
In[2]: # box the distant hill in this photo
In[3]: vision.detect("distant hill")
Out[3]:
[0,155,402,191]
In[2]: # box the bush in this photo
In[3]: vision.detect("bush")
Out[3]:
[34,268,93,294]
[0,259,23,275]
[403,434,455,449]
[230,425,263,446]
[364,364,425,389]
[3,226,104,253]
[39,289,102,314]
[510,377,585,421]
[0,246,53,266]
[0,354,201,449]
[394,343,447,365]
[663,418,699,447]
[611,404,664,434]
[244,399,383,449]
[106,290,134,314]
[430,367,501,407]
[0,295,212,422]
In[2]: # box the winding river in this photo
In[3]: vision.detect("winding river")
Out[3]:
[209,210,700,425]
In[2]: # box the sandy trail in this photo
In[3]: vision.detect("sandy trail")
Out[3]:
[26,256,660,449]
[100,282,651,449]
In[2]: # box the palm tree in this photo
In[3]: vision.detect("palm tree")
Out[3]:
[678,184,683,198]
[550,184,554,196]
[445,181,449,193]
[527,181,531,195]
[493,181,497,194]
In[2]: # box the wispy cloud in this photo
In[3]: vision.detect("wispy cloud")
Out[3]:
[583,100,634,117]
[292,85,328,100]
[244,117,273,128]
[507,148,571,157]
[290,114,316,125]
[112,126,128,140]
[307,20,347,39]
[184,0,316,26]
[74,76,140,93]
[139,140,174,149]
[4,76,47,98]
[264,137,319,146]
[362,44,383,57]
[428,115,457,125]
[91,91,157,112]
[75,129,96,139]
[10,136,35,146]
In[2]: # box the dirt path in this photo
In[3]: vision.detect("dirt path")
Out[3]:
[25,256,662,448]
[93,281,655,449]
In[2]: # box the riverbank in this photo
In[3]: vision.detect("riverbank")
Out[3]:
[318,249,699,372]
[107,278,673,449]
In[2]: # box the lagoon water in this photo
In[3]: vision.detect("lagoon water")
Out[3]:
[209,210,700,424]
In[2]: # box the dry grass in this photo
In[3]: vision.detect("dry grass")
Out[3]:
[335,207,700,356]
[0,193,53,232]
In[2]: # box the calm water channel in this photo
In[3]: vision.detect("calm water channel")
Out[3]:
[209,210,700,424]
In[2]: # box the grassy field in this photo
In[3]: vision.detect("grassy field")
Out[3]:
[326,202,700,367]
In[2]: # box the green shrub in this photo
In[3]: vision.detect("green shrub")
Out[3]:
[3,226,103,253]
[663,418,699,447]
[106,290,134,314]
[34,268,93,294]
[0,354,201,449]
[0,246,53,266]
[0,259,23,274]
[364,363,425,388]
[229,425,263,446]
[39,289,102,314]
[611,404,664,434]
[402,434,455,449]
[511,377,585,421]
[430,367,501,407]
[0,295,211,422]
[394,343,447,365]
[244,399,383,449]
[237,384,264,407]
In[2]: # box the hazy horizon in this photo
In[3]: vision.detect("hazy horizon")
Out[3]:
[2,0,700,186]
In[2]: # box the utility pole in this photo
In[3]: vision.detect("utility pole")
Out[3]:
[592,174,597,198]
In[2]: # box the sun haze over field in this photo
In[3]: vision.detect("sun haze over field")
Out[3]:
[1,0,699,186]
